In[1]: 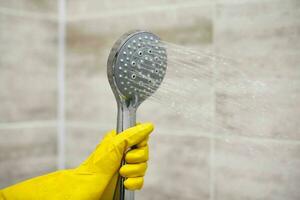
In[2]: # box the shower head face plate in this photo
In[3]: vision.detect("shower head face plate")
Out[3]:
[108,31,167,106]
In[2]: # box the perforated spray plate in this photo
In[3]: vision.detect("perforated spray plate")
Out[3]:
[113,32,167,101]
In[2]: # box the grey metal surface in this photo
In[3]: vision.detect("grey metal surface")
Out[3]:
[107,30,167,200]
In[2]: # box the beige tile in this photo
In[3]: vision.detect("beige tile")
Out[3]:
[66,0,108,16]
[0,14,57,122]
[67,0,211,18]
[216,0,300,8]
[214,138,300,200]
[65,75,116,125]
[0,128,57,188]
[0,0,57,13]
[215,78,300,139]
[214,0,300,79]
[66,1,213,40]
[136,134,211,200]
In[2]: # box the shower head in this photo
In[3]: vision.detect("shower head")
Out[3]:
[107,30,167,200]
[107,30,167,108]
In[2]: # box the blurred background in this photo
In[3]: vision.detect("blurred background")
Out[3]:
[0,0,300,199]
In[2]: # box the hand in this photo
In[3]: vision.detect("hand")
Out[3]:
[0,123,154,200]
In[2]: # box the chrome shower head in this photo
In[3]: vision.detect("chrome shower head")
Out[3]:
[107,30,167,108]
[107,30,167,200]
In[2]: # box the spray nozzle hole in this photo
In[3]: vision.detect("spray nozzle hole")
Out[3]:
[131,74,136,79]
[138,51,143,56]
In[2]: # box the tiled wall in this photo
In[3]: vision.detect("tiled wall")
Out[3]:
[0,0,58,187]
[0,0,299,200]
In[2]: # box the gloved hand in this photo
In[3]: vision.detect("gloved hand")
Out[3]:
[0,122,154,200]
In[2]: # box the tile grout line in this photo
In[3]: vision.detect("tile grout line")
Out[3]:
[0,120,57,129]
[0,120,300,144]
[57,0,66,170]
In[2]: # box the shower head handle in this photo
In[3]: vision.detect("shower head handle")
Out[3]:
[107,30,167,200]
[107,30,141,200]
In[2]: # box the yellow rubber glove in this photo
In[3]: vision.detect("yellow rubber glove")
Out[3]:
[0,122,153,200]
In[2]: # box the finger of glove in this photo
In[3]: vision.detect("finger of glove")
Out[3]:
[124,177,144,190]
[119,162,147,178]
[114,123,153,149]
[125,146,149,164]
[137,136,149,148]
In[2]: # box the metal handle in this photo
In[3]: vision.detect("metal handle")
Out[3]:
[113,102,136,200]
